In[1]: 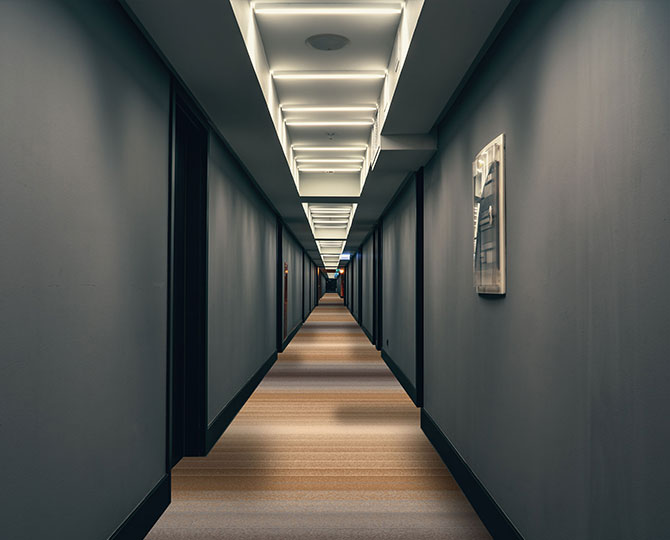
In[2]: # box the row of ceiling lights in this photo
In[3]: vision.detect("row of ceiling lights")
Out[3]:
[253,2,404,270]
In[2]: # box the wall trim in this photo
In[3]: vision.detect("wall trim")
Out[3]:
[421,409,525,540]
[381,349,418,406]
[108,475,170,540]
[205,351,278,454]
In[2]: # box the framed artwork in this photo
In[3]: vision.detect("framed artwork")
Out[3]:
[473,134,506,295]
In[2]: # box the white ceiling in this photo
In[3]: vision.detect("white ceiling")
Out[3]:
[239,1,407,267]
[255,8,399,72]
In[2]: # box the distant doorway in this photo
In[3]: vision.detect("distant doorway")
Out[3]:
[283,262,289,341]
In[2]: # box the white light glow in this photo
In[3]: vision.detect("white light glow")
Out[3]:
[254,4,403,16]
[282,106,377,112]
[286,120,374,127]
[299,167,362,172]
[297,158,364,163]
[293,146,367,152]
[273,71,385,80]
[314,221,350,224]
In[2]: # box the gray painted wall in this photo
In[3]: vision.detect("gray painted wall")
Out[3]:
[382,177,416,387]
[0,1,169,538]
[361,236,374,336]
[207,134,277,424]
[282,230,303,336]
[423,1,670,539]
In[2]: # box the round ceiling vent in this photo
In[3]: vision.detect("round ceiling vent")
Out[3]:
[306,34,350,51]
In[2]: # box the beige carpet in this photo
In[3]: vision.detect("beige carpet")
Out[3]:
[146,293,489,539]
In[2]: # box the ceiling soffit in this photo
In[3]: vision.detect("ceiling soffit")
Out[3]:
[230,1,427,268]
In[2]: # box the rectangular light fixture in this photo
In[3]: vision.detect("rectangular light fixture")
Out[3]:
[297,158,364,163]
[293,146,367,152]
[273,71,385,80]
[282,106,377,112]
[255,5,403,15]
[286,120,374,127]
[313,221,350,224]
[299,167,361,172]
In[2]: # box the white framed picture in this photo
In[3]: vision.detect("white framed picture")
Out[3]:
[473,134,506,295]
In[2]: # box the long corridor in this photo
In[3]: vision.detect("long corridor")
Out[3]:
[147,294,489,539]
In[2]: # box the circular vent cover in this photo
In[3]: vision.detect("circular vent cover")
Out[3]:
[306,34,350,51]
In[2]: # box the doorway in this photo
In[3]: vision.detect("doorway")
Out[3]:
[283,262,289,341]
[170,89,208,466]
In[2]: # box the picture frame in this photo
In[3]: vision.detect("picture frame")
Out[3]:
[472,134,506,295]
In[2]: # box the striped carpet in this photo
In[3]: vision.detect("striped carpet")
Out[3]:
[146,293,489,539]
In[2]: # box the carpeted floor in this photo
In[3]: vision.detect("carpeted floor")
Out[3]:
[146,293,489,539]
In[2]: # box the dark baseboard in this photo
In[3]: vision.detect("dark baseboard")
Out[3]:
[361,325,374,345]
[205,351,278,453]
[421,409,524,540]
[109,474,170,540]
[381,349,420,406]
[281,321,302,352]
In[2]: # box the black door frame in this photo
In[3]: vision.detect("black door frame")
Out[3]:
[169,82,209,465]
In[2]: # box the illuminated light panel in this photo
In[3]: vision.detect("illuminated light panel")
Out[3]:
[254,4,403,16]
[286,120,373,126]
[296,158,364,163]
[314,221,350,224]
[298,167,361,172]
[273,71,385,80]
[282,106,377,112]
[293,146,367,152]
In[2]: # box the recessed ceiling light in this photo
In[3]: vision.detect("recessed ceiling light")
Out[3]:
[273,71,385,80]
[306,33,350,51]
[282,106,377,112]
[286,120,373,126]
[254,4,403,15]
[297,158,364,163]
[313,219,350,223]
[293,146,367,152]
[299,167,361,172]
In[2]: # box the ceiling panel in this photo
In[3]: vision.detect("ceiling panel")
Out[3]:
[273,77,384,107]
[255,9,400,72]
